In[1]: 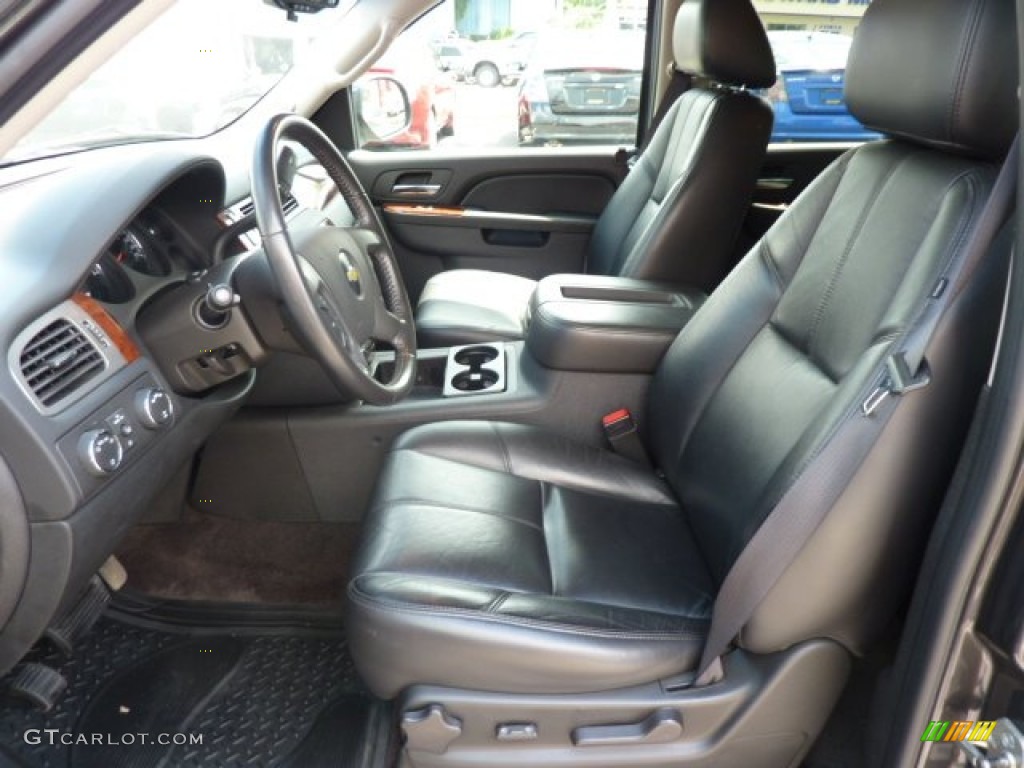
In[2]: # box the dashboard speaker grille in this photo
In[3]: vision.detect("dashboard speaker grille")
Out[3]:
[20,319,104,407]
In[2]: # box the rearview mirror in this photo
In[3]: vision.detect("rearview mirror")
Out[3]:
[352,76,411,144]
[266,0,340,21]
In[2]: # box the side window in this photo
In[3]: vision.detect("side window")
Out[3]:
[352,0,649,151]
[753,0,881,143]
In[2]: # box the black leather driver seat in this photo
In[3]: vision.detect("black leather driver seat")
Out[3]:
[349,0,1016,764]
[414,0,776,348]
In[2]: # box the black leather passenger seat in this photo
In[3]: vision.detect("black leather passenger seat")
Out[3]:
[347,0,1018,765]
[415,0,776,348]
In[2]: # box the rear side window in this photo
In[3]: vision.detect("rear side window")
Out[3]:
[753,0,880,143]
[351,0,649,151]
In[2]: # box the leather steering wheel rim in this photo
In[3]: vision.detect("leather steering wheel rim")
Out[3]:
[251,114,416,405]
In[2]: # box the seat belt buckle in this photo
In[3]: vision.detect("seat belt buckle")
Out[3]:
[602,409,649,464]
[692,656,725,687]
[861,354,932,417]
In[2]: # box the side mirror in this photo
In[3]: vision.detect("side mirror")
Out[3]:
[352,76,411,144]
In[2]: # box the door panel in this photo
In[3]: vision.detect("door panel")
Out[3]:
[734,143,854,260]
[347,149,627,303]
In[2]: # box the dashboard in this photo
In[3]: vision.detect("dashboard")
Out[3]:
[84,216,186,304]
[0,140,327,673]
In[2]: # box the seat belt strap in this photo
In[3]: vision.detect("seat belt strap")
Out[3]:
[694,135,1019,686]
[638,66,692,156]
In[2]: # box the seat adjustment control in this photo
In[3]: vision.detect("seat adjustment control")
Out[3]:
[401,704,462,755]
[572,708,683,747]
[957,719,1024,768]
[496,722,538,741]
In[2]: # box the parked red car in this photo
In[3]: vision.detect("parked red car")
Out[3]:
[357,39,455,149]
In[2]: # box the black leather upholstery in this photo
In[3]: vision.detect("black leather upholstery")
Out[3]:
[414,0,773,348]
[350,0,1014,701]
[673,0,776,87]
[349,422,713,696]
[847,0,1017,161]
[415,269,536,344]
[584,88,771,286]
[526,274,706,373]
[648,141,1008,653]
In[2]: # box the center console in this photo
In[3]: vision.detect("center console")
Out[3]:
[526,274,706,373]
[443,344,508,397]
[196,273,708,525]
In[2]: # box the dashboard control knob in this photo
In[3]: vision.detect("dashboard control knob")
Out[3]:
[206,283,237,312]
[134,388,174,429]
[78,429,123,476]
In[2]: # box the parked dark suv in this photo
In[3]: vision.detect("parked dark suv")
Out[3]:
[517,31,644,146]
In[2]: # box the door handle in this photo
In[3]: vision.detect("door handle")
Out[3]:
[756,177,794,191]
[391,183,442,198]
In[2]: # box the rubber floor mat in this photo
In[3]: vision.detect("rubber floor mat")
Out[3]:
[0,617,379,768]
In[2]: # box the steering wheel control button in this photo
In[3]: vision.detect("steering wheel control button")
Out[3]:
[78,429,124,476]
[135,388,174,429]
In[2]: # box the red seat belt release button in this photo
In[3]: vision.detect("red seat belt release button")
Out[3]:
[601,409,649,465]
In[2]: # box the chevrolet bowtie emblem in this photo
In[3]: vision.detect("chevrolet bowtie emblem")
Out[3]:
[338,250,363,296]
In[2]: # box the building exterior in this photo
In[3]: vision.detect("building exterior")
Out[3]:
[753,0,871,36]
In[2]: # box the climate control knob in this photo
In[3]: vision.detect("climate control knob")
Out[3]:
[78,429,124,476]
[134,388,173,429]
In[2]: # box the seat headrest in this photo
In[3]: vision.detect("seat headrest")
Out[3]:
[673,0,776,89]
[847,0,1018,161]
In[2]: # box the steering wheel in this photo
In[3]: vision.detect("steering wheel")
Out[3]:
[251,114,416,405]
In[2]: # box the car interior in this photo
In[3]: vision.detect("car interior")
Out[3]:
[0,0,1020,765]
[415,0,775,347]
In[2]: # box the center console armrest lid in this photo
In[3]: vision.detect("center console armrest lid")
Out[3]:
[527,275,706,373]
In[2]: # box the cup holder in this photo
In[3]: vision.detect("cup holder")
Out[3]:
[444,343,507,397]
[452,368,500,392]
[454,346,499,366]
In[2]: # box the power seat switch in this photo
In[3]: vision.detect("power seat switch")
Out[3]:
[496,722,538,741]
[401,704,462,755]
[957,719,1024,768]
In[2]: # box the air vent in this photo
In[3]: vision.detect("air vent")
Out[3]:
[19,319,104,407]
[238,192,298,219]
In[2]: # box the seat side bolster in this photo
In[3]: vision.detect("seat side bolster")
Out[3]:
[393,421,678,506]
[346,576,706,699]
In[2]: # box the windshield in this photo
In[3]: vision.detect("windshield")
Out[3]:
[4,0,353,164]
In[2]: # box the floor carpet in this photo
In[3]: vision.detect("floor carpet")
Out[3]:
[116,510,360,605]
